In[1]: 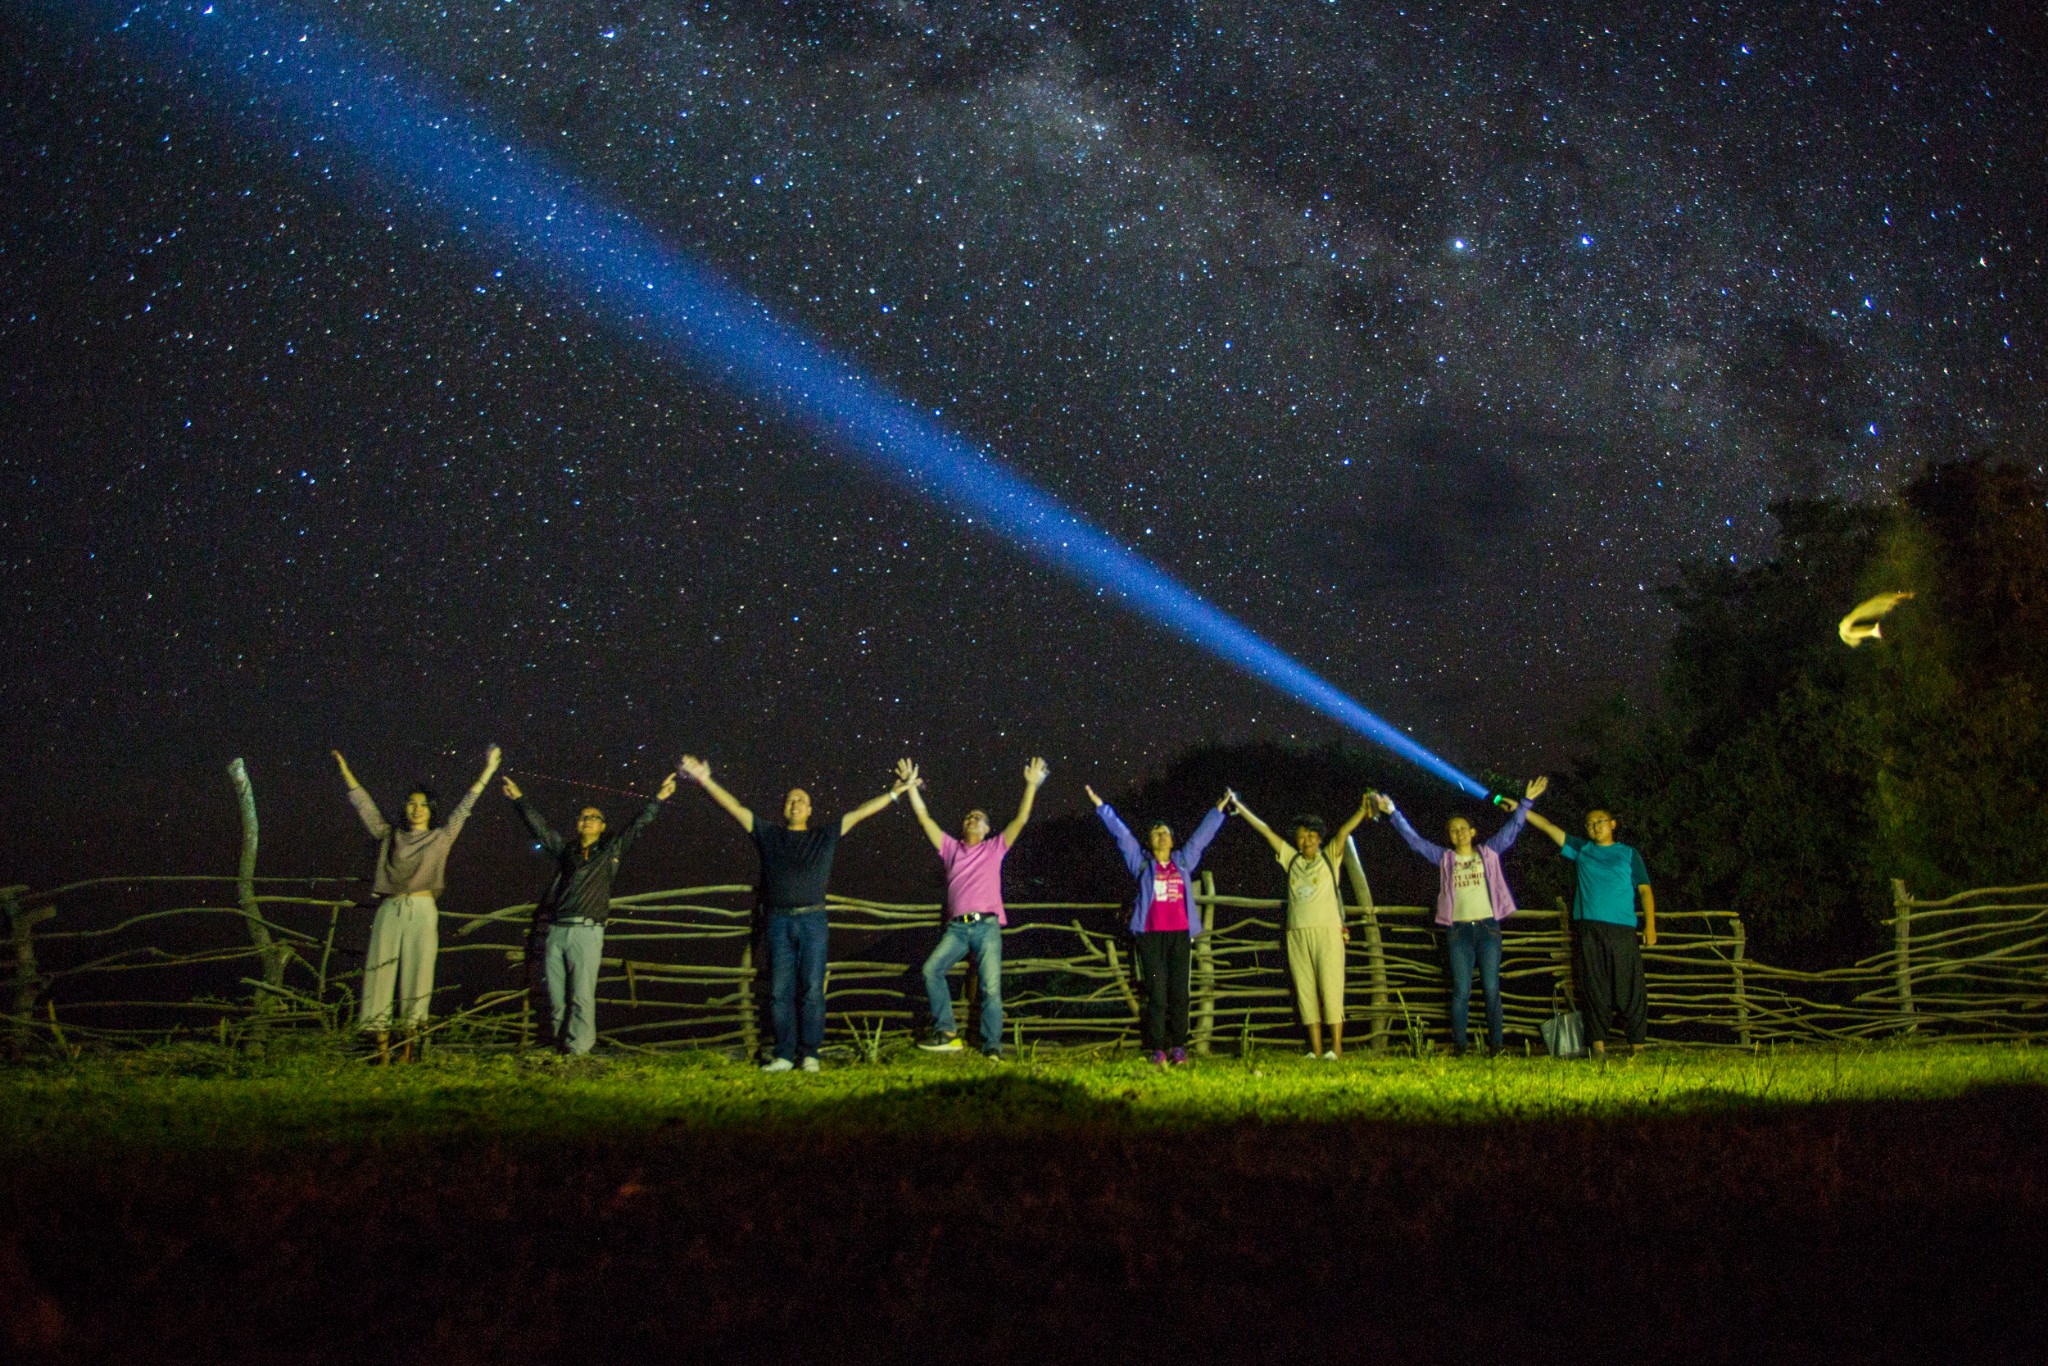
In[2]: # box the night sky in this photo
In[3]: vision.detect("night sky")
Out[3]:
[2,0,2042,899]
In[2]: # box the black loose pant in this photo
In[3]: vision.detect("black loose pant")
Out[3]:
[1132,930,1192,1052]
[1576,919,1648,1046]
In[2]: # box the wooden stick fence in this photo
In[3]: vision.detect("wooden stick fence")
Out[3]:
[8,869,2048,1056]
[3,761,2044,1055]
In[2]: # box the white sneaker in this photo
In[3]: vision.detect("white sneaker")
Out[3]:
[760,1058,794,1073]
[1322,1051,1338,1061]
[800,1057,820,1073]
[1304,1051,1321,1060]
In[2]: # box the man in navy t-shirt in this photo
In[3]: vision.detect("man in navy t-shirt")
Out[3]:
[1524,806,1658,1055]
[678,755,910,1072]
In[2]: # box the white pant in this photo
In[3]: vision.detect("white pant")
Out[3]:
[359,893,438,1031]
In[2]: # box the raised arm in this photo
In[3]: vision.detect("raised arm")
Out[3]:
[1377,794,1449,863]
[1330,793,1375,856]
[899,758,946,852]
[1178,796,1233,871]
[608,771,678,858]
[1482,776,1544,854]
[840,773,912,836]
[1001,757,1050,847]
[336,750,390,839]
[441,744,503,839]
[506,785,564,856]
[1228,795,1293,860]
[679,755,753,832]
[1521,804,1569,848]
[1088,787,1148,878]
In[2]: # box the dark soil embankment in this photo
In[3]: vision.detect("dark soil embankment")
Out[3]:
[3,1085,2043,1363]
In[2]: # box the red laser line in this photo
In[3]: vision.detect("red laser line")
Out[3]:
[505,767,663,800]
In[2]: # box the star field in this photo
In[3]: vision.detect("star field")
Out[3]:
[0,0,2042,889]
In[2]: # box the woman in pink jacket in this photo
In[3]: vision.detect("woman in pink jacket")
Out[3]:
[1373,776,1547,1055]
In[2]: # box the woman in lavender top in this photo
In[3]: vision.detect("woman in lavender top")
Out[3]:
[1085,782,1233,1065]
[1372,776,1547,1055]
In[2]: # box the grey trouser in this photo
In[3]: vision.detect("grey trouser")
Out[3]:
[545,919,605,1055]
[359,893,438,1032]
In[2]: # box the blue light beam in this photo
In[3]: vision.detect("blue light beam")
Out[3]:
[61,0,1491,800]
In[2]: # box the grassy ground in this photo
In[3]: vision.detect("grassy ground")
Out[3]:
[5,1039,2048,1144]
[4,1042,2046,1362]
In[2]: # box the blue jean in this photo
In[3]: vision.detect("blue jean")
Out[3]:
[544,920,605,1055]
[922,917,1004,1052]
[1446,920,1503,1050]
[767,909,830,1062]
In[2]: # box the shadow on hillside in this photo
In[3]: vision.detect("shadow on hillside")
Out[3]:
[804,1071,1136,1129]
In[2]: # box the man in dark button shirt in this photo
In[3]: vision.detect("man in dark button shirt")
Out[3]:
[679,754,909,1072]
[503,766,678,1055]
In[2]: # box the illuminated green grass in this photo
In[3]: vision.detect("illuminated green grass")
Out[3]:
[6,1040,2045,1150]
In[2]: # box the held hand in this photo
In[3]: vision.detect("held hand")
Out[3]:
[1217,788,1236,812]
[501,777,523,800]
[1525,775,1549,801]
[894,756,917,787]
[1024,756,1049,787]
[679,755,711,785]
[656,773,678,801]
[1497,797,1521,814]
[1371,792,1395,815]
[1084,783,1104,808]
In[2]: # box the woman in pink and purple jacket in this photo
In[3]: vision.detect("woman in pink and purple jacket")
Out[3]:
[1372,776,1548,1055]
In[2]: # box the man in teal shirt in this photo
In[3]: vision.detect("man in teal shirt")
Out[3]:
[1524,806,1658,1055]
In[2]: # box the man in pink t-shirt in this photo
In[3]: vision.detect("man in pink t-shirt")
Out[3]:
[902,755,1049,1056]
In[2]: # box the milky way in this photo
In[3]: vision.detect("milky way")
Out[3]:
[1,0,2041,886]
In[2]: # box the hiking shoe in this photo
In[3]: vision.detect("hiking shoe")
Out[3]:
[1147,1050,1169,1066]
[760,1058,794,1073]
[800,1057,821,1073]
[1168,1047,1188,1065]
[918,1032,965,1052]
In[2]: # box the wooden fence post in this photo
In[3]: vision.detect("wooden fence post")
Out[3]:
[737,940,760,1060]
[1103,935,1141,1045]
[4,885,54,1058]
[226,759,288,1027]
[1730,915,1753,1047]
[1194,872,1217,1054]
[1556,897,1578,1019]
[1342,838,1389,1052]
[1892,878,1916,1032]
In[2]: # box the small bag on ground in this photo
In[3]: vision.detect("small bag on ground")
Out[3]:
[1540,986,1586,1058]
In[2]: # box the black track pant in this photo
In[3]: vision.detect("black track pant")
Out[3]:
[1132,930,1192,1052]
[1576,920,1648,1046]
